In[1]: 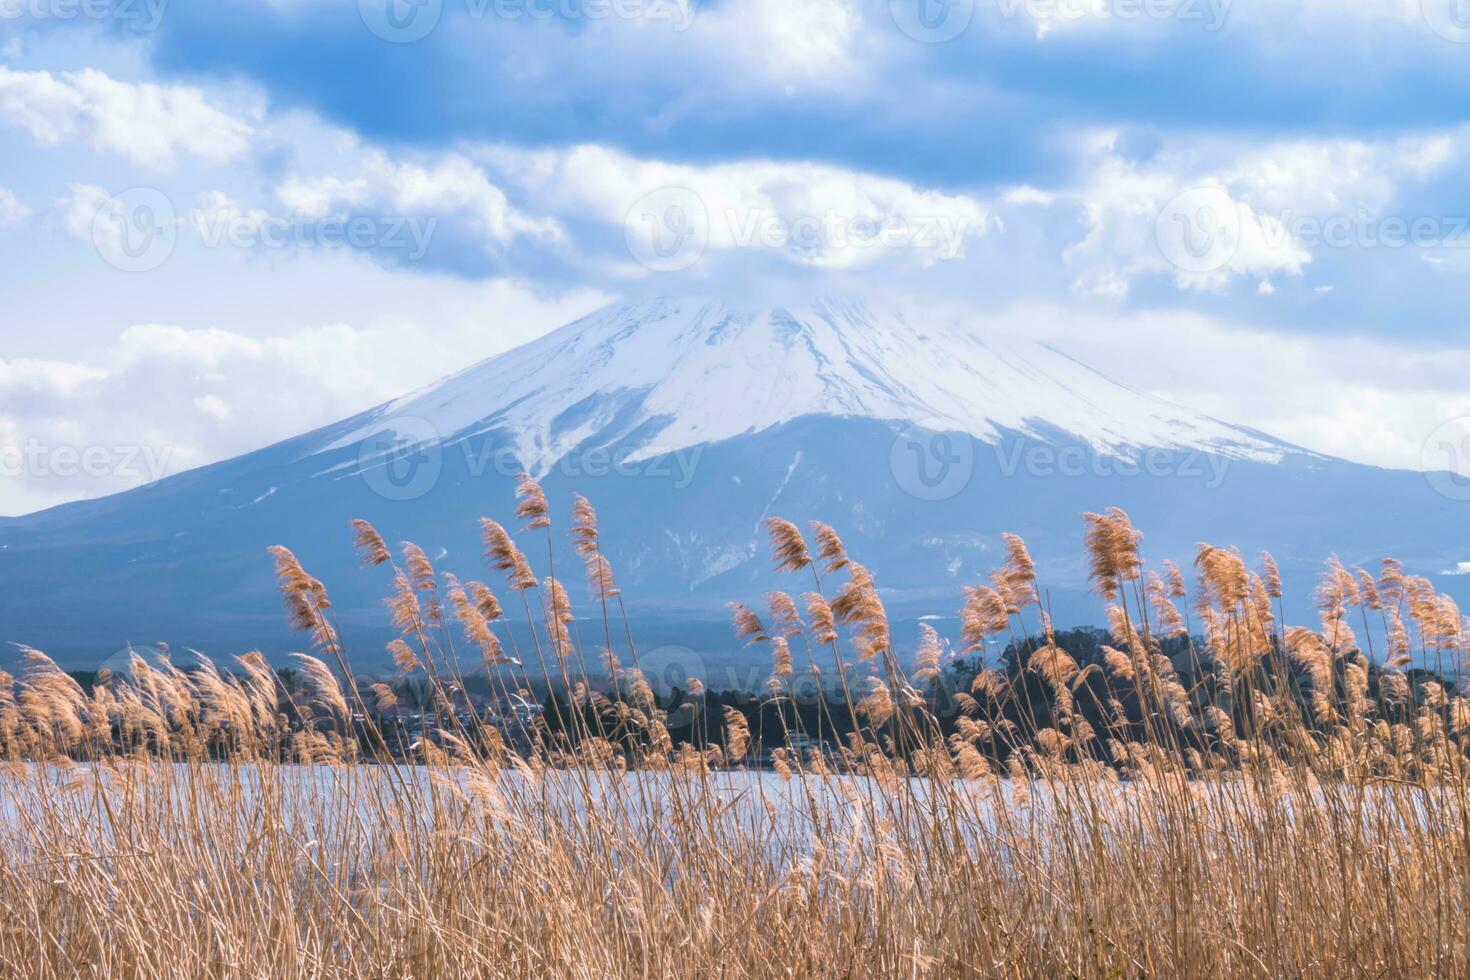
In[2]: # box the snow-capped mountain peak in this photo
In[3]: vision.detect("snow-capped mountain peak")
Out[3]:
[13,295,1470,667]
[322,296,1291,473]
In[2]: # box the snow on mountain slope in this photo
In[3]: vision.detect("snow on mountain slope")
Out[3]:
[9,293,1470,668]
[320,296,1295,474]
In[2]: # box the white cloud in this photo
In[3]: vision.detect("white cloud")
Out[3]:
[0,65,84,144]
[0,282,606,515]
[1056,127,1470,296]
[58,183,111,240]
[272,176,369,219]
[704,0,865,89]
[490,0,867,96]
[0,66,252,168]
[277,151,561,247]
[1006,0,1233,40]
[0,187,28,227]
[1003,185,1056,206]
[193,394,233,423]
[0,356,106,395]
[1064,165,1311,296]
[971,301,1470,473]
[187,190,272,240]
[492,143,989,271]
[273,135,988,276]
[6,28,1470,521]
[1222,133,1454,214]
[58,182,184,271]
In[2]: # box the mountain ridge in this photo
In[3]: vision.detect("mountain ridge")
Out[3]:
[0,295,1463,670]
[315,296,1303,480]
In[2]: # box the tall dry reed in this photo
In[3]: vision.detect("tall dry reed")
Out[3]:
[1,491,1469,978]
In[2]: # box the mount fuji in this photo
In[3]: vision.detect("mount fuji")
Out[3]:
[2,296,1465,671]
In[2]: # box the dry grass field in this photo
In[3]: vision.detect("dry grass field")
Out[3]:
[2,481,1468,978]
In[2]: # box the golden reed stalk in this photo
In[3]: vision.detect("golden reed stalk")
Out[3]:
[1,494,1468,978]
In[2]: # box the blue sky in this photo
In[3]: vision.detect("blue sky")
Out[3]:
[2,0,1470,513]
